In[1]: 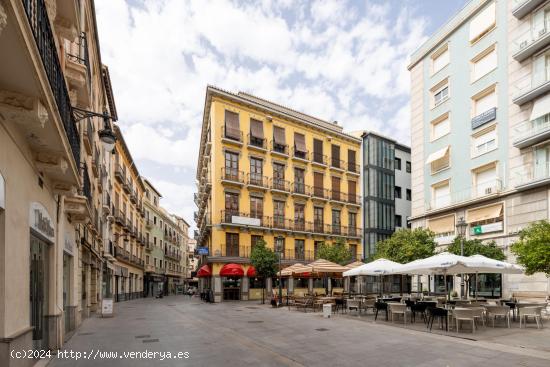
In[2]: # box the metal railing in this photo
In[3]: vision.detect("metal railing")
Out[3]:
[221,168,244,183]
[247,173,269,188]
[223,129,243,142]
[291,182,311,196]
[219,245,251,258]
[512,18,550,56]
[312,152,328,165]
[347,162,360,173]
[347,194,361,205]
[220,210,270,227]
[270,177,290,192]
[270,141,289,155]
[115,165,125,182]
[513,116,550,145]
[312,186,330,200]
[512,161,550,187]
[291,147,309,160]
[247,134,266,149]
[330,190,347,202]
[331,158,346,170]
[82,163,91,204]
[22,0,80,165]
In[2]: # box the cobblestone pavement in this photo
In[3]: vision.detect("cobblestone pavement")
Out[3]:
[47,296,550,367]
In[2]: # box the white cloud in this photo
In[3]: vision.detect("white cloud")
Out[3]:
[95,0,429,228]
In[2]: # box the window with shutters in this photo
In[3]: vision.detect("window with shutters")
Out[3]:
[225,233,239,257]
[348,180,357,204]
[331,176,341,201]
[314,207,324,233]
[431,44,449,75]
[249,118,265,147]
[273,163,286,190]
[331,209,341,235]
[473,163,498,197]
[431,113,450,141]
[472,85,497,118]
[272,126,287,154]
[249,158,263,186]
[224,110,241,141]
[471,45,497,82]
[471,126,497,157]
[469,1,496,44]
[294,168,305,194]
[313,139,325,164]
[250,196,263,220]
[294,133,307,159]
[294,203,305,231]
[347,149,357,172]
[331,144,341,168]
[313,172,325,197]
[224,151,239,180]
[348,212,357,236]
[273,200,285,228]
[432,81,449,108]
[224,192,239,221]
[432,180,450,209]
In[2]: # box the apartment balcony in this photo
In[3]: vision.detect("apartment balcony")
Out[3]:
[145,218,153,229]
[130,190,137,204]
[291,182,311,198]
[247,173,269,190]
[291,220,313,233]
[270,141,289,158]
[221,168,245,186]
[512,19,550,62]
[220,210,270,228]
[311,152,328,167]
[222,130,243,147]
[145,241,153,251]
[270,178,290,194]
[513,117,550,149]
[291,148,309,163]
[471,107,497,130]
[513,67,550,105]
[426,179,503,212]
[280,249,315,262]
[115,247,130,262]
[346,194,362,207]
[247,134,267,152]
[512,162,550,191]
[91,148,99,178]
[194,193,200,206]
[115,165,125,183]
[347,162,360,175]
[114,209,125,225]
[124,179,133,194]
[311,186,330,201]
[216,245,251,259]
[145,264,155,273]
[330,158,346,172]
[313,221,326,234]
[271,215,292,231]
[330,190,348,204]
[512,0,547,19]
[346,226,361,239]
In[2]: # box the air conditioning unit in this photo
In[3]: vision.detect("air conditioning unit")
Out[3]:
[540,28,547,37]
[484,187,493,195]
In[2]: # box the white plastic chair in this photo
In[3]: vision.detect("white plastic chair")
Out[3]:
[519,306,544,329]
[389,303,409,324]
[484,305,510,328]
[454,308,476,333]
[346,299,361,314]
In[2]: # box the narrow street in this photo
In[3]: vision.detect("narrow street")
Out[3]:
[49,296,549,367]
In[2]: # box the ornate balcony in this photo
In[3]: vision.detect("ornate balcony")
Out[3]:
[291,182,311,198]
[221,168,244,186]
[311,152,328,167]
[312,186,330,201]
[291,147,309,162]
[247,173,268,189]
[270,141,289,157]
[247,134,267,151]
[270,177,290,193]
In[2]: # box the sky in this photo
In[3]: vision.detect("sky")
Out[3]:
[95,0,467,231]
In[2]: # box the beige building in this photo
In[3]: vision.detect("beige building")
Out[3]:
[0,0,117,365]
[408,0,548,298]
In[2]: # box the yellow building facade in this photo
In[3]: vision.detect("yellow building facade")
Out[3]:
[195,86,362,302]
[111,126,146,301]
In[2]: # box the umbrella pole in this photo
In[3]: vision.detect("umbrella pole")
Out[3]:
[475,272,478,300]
[445,271,448,301]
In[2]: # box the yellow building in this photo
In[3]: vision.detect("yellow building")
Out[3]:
[111,126,146,301]
[195,86,362,302]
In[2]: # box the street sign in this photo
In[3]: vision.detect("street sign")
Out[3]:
[102,298,114,318]
[197,247,209,255]
[472,222,503,235]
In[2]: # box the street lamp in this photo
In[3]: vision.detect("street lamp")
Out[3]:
[72,107,117,151]
[275,236,283,307]
[456,217,468,299]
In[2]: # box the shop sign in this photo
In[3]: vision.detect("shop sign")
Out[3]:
[197,247,209,255]
[232,215,261,226]
[101,298,114,317]
[0,173,4,209]
[29,202,55,242]
[472,221,503,235]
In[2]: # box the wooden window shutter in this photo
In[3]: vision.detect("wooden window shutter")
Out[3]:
[250,118,264,139]
[331,176,340,192]
[331,144,340,160]
[348,180,356,196]
[225,111,240,139]
[294,133,306,153]
[313,139,323,154]
[273,126,286,145]
[314,172,324,188]
[348,149,356,164]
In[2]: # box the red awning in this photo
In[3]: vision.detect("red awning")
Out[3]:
[220,263,244,277]
[247,266,256,277]
[197,265,212,278]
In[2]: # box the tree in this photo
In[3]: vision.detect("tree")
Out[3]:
[511,221,550,276]
[373,228,437,263]
[249,239,278,304]
[447,237,505,260]
[316,239,352,265]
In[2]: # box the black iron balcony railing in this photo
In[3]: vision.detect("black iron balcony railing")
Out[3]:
[330,190,347,202]
[83,117,93,154]
[270,177,290,192]
[312,186,330,200]
[219,245,251,258]
[312,152,328,165]
[331,158,346,170]
[247,134,267,149]
[347,226,360,237]
[22,0,80,166]
[271,215,291,230]
[221,168,244,183]
[347,194,361,205]
[220,210,269,227]
[347,162,360,174]
[115,165,125,182]
[223,129,243,143]
[313,221,325,234]
[66,32,90,74]
[291,147,309,160]
[291,182,311,196]
[327,224,342,236]
[292,220,313,232]
[247,173,268,188]
[270,141,289,155]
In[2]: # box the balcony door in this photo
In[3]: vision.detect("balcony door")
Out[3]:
[225,193,239,222]
[534,145,550,179]
[294,203,305,231]
[250,196,263,223]
[250,158,263,185]
[314,207,324,232]
[294,168,305,193]
[225,152,239,179]
[226,233,239,257]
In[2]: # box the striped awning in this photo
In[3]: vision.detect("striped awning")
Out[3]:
[345,261,364,269]
[292,259,349,274]
[280,263,304,276]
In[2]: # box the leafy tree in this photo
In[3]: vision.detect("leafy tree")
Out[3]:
[249,239,278,304]
[447,237,505,260]
[373,228,436,263]
[316,238,352,265]
[511,221,550,276]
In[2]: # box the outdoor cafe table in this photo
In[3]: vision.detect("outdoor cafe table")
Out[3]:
[504,302,547,321]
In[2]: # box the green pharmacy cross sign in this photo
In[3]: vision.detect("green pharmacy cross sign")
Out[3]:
[473,226,483,235]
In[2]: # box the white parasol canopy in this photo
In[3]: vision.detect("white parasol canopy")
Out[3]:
[464,254,524,274]
[343,258,402,277]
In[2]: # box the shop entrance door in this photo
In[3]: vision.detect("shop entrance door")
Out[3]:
[30,234,49,350]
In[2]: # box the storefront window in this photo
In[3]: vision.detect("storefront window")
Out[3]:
[434,275,454,295]
[249,277,264,289]
[469,273,501,298]
[294,277,309,288]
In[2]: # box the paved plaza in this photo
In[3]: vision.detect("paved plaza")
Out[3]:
[45,296,550,367]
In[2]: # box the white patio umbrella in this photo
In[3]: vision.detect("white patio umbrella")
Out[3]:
[343,259,403,296]
[465,255,523,299]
